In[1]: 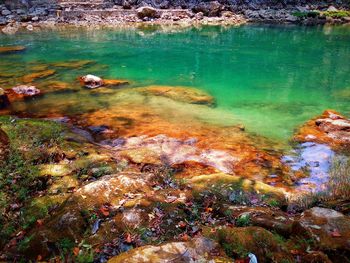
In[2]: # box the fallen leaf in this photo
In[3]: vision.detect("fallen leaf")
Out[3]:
[36,219,44,227]
[73,247,80,256]
[99,206,110,216]
[331,230,342,237]
[125,233,132,243]
[178,221,186,228]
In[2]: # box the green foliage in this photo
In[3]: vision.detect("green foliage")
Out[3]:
[235,214,251,227]
[323,10,350,18]
[268,199,280,207]
[0,116,65,247]
[292,11,320,18]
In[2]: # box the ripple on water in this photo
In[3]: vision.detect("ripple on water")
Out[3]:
[283,142,335,192]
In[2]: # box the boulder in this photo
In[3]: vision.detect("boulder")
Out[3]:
[1,23,20,35]
[107,237,228,262]
[9,85,41,99]
[136,6,160,19]
[327,6,338,12]
[79,75,129,89]
[193,1,223,17]
[0,45,26,54]
[292,207,350,252]
[294,110,350,149]
[79,74,103,89]
[16,172,179,259]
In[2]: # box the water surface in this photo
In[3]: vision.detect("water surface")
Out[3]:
[0,24,349,144]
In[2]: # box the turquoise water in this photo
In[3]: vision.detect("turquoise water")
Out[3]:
[0,24,349,142]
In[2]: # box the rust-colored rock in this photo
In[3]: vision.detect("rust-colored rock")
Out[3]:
[76,104,293,186]
[0,46,26,54]
[137,85,215,106]
[7,85,41,100]
[294,110,350,149]
[292,207,350,251]
[22,69,56,83]
[103,79,129,87]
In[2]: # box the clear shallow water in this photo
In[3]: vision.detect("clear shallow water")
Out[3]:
[0,24,349,143]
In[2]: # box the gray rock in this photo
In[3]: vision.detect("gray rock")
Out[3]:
[327,5,338,12]
[137,6,160,19]
[1,9,11,16]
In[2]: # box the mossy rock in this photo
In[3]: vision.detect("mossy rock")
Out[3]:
[205,226,294,263]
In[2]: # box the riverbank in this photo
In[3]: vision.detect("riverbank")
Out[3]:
[1,1,350,34]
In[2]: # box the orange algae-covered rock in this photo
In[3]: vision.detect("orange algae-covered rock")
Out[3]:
[294,110,350,149]
[137,85,215,106]
[0,46,26,54]
[7,85,41,100]
[51,60,94,69]
[22,69,56,83]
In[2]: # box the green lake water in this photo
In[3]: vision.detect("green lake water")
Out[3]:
[0,24,349,144]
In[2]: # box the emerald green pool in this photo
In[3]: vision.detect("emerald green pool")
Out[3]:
[0,24,349,143]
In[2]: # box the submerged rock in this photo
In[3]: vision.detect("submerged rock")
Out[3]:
[0,45,26,54]
[40,81,78,93]
[294,110,350,149]
[103,79,129,87]
[137,85,215,106]
[22,69,56,83]
[108,237,225,262]
[51,60,94,69]
[293,207,350,252]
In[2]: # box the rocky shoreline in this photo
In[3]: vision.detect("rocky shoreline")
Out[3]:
[0,54,349,261]
[1,0,350,34]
